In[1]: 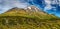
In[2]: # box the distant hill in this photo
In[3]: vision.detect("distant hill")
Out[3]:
[0,6,60,29]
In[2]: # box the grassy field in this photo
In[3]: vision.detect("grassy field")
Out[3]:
[0,7,60,29]
[0,16,60,29]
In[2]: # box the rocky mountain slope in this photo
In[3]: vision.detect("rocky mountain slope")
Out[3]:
[0,6,57,19]
[0,6,60,29]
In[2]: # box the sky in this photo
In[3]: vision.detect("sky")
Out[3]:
[0,0,29,13]
[0,0,60,17]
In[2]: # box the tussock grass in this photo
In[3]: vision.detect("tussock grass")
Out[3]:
[0,16,60,29]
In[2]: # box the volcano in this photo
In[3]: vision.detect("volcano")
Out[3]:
[0,6,60,29]
[0,6,57,19]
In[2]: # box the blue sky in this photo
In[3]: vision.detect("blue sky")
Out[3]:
[0,0,60,17]
[28,0,60,17]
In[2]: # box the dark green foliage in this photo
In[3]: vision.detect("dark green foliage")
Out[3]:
[8,19,17,25]
[2,19,6,25]
[0,18,6,25]
[0,16,60,29]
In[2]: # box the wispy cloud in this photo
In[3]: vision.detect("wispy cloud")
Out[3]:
[44,0,57,11]
[0,0,29,13]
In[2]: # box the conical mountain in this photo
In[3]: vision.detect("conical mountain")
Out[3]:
[0,6,60,29]
[0,6,58,19]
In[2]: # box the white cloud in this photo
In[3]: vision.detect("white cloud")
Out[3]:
[58,0,60,6]
[44,0,57,11]
[44,5,56,11]
[44,5,52,11]
[44,0,51,5]
[0,0,29,13]
[44,0,52,11]
[1,0,28,8]
[51,0,58,4]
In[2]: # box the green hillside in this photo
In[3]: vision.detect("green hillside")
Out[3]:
[0,6,60,29]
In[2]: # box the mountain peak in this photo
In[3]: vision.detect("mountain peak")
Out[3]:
[27,5,40,12]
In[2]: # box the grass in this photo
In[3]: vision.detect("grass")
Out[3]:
[0,16,60,29]
[0,8,60,29]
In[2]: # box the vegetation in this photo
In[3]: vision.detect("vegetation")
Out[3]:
[0,7,60,29]
[0,16,60,29]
